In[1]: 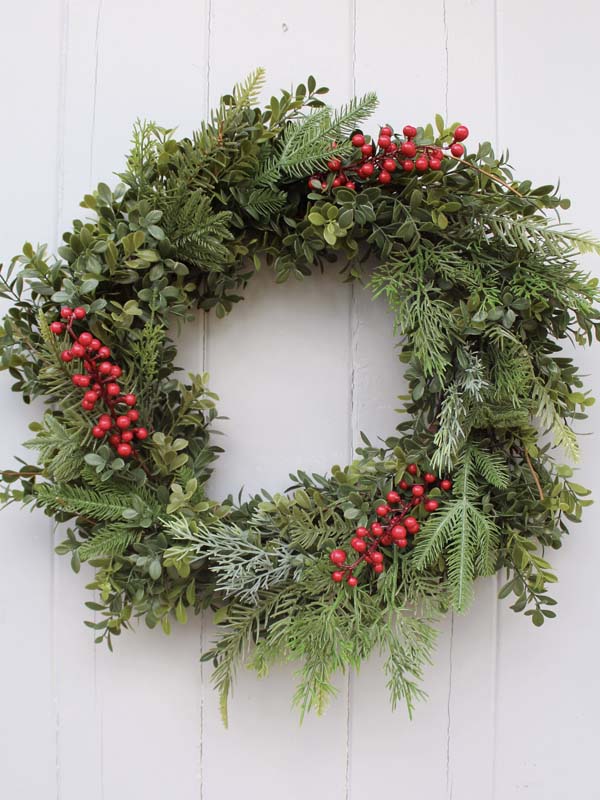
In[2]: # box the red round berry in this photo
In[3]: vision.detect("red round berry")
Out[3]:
[84,390,99,404]
[332,177,342,187]
[81,399,94,410]
[371,551,384,565]
[110,365,122,378]
[407,464,418,476]
[429,158,442,170]
[399,479,409,490]
[345,181,356,191]
[347,576,358,587]
[351,133,365,147]
[380,125,393,137]
[403,125,417,139]
[386,491,401,504]
[412,485,425,497]
[98,346,110,359]
[92,425,104,438]
[330,549,347,566]
[328,158,342,171]
[106,383,121,397]
[400,141,417,158]
[378,170,392,184]
[402,159,415,172]
[391,524,407,539]
[79,375,91,387]
[373,563,384,574]
[78,332,93,347]
[60,307,73,319]
[355,526,369,538]
[332,570,345,583]
[351,537,367,553]
[71,343,85,357]
[321,182,328,191]
[453,125,469,142]
[397,538,408,549]
[121,430,134,442]
[383,158,397,172]
[361,162,374,177]
[440,479,452,491]
[117,443,132,458]
[376,504,390,517]
[377,135,391,149]
[135,427,148,440]
[98,361,112,375]
[73,307,86,320]
[123,394,136,406]
[450,143,464,157]
[109,434,120,446]
[361,144,373,157]
[127,409,139,422]
[89,339,101,351]
[61,350,73,362]
[405,516,418,531]
[424,473,436,484]
[371,522,383,537]
[380,535,392,546]
[424,499,439,512]
[116,415,131,429]
[415,156,429,172]
[98,416,112,431]
[50,321,65,334]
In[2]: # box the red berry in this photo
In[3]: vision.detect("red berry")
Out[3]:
[424,473,436,483]
[327,157,342,171]
[92,425,104,438]
[84,390,99,403]
[92,383,102,392]
[109,434,120,446]
[116,415,130,429]
[400,141,417,158]
[73,307,86,320]
[61,350,73,362]
[89,338,101,351]
[410,522,420,534]
[98,346,110,359]
[351,537,367,553]
[373,564,384,574]
[351,133,365,147]
[361,162,374,177]
[405,516,418,530]
[399,479,409,490]
[377,135,391,149]
[440,479,452,491]
[378,170,392,184]
[412,485,425,497]
[330,549,347,566]
[361,144,373,157]
[127,409,139,422]
[403,125,417,139]
[50,321,65,334]
[380,535,392,546]
[80,375,91,387]
[60,307,73,319]
[321,182,328,191]
[78,332,93,346]
[376,504,390,517]
[346,181,356,191]
[450,143,464,157]
[123,394,136,406]
[397,539,408,549]
[117,443,132,457]
[98,416,112,431]
[424,499,439,512]
[453,125,469,142]
[371,522,383,537]
[429,158,442,170]
[402,159,415,172]
[98,362,112,375]
[81,400,94,410]
[135,427,148,440]
[332,570,345,583]
[386,491,401,504]
[380,125,393,137]
[391,524,407,539]
[332,177,342,187]
[106,383,120,397]
[371,551,384,565]
[386,142,398,154]
[110,365,122,378]
[355,526,369,538]
[71,343,85,357]
[407,464,418,476]
[347,576,358,587]
[121,430,134,442]
[382,158,397,172]
[415,156,429,172]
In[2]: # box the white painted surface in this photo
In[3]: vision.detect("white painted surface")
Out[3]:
[0,1,599,798]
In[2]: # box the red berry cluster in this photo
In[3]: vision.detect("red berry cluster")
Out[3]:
[309,124,469,191]
[50,307,148,458]
[329,463,452,586]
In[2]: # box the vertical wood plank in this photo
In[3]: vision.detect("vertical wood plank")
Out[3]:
[0,1,64,796]
[202,3,355,798]
[493,2,600,797]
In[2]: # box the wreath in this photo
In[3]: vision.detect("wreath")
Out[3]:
[1,70,598,724]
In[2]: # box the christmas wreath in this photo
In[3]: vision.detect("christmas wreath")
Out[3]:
[1,70,598,723]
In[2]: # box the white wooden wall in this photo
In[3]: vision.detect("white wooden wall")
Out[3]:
[1,1,599,797]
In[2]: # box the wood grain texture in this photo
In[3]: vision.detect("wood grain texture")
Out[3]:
[0,1,599,797]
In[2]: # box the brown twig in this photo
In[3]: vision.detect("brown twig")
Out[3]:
[524,449,545,501]
[446,153,524,198]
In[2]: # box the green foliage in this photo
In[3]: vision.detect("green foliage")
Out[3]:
[0,73,598,722]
